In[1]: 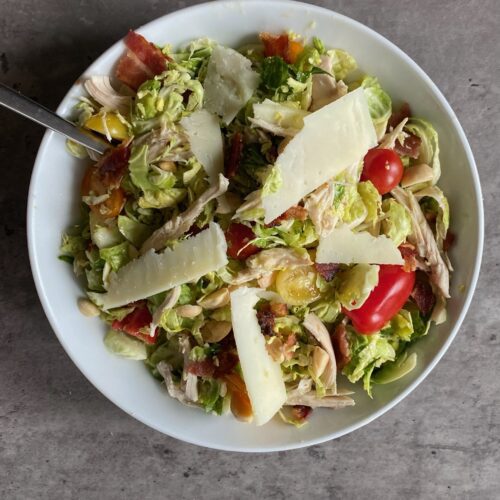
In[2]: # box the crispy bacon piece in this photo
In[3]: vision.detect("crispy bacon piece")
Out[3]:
[225,132,244,179]
[112,303,157,344]
[260,32,304,64]
[331,323,351,371]
[116,31,170,90]
[116,51,153,91]
[314,263,340,282]
[186,359,216,378]
[270,302,288,317]
[266,205,308,227]
[96,145,131,189]
[388,102,412,130]
[257,302,288,335]
[411,272,436,316]
[291,405,312,422]
[394,133,422,159]
[399,243,418,273]
[124,31,169,74]
[257,307,275,336]
[213,350,239,378]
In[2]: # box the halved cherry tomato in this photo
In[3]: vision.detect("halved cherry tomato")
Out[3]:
[275,266,321,306]
[361,148,403,195]
[223,372,253,422]
[259,32,304,64]
[101,188,126,218]
[84,113,129,141]
[225,223,260,260]
[112,304,157,344]
[81,165,126,218]
[81,146,130,218]
[287,40,304,64]
[344,265,416,334]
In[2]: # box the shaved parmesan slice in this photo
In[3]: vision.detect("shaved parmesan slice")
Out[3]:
[262,88,377,223]
[316,225,404,265]
[90,223,228,310]
[203,45,259,124]
[180,109,223,182]
[230,287,287,426]
[250,99,309,136]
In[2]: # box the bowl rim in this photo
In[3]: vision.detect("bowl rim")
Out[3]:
[26,0,484,452]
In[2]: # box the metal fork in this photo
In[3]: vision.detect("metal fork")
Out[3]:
[0,82,107,155]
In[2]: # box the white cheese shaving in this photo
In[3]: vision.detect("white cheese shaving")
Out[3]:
[203,45,260,124]
[316,225,404,265]
[261,88,377,223]
[89,223,228,310]
[230,287,287,426]
[180,109,224,182]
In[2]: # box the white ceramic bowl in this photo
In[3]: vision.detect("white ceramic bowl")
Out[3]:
[27,0,483,452]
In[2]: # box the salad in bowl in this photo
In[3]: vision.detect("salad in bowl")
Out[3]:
[60,30,452,427]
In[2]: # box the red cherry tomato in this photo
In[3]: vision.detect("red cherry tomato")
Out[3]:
[343,265,415,334]
[225,223,260,260]
[112,304,157,344]
[361,148,404,195]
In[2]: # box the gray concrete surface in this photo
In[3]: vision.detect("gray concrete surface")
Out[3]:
[0,0,499,498]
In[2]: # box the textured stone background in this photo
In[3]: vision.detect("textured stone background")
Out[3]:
[0,0,499,498]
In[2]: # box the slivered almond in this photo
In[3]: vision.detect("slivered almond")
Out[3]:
[77,298,100,317]
[311,346,329,379]
[198,288,230,309]
[175,304,202,318]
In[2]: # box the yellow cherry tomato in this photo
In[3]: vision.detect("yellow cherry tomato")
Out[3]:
[84,113,129,140]
[81,165,125,219]
[276,265,321,306]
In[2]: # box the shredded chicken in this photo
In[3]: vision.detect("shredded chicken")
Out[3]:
[230,268,263,286]
[198,287,230,309]
[284,378,353,408]
[310,55,348,112]
[84,76,131,115]
[414,186,453,271]
[379,118,408,150]
[286,393,355,408]
[304,182,338,236]
[184,373,199,403]
[149,286,181,337]
[303,313,337,392]
[392,187,450,301]
[157,361,197,407]
[286,377,313,398]
[216,192,241,214]
[179,336,198,403]
[133,127,191,163]
[140,174,229,254]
